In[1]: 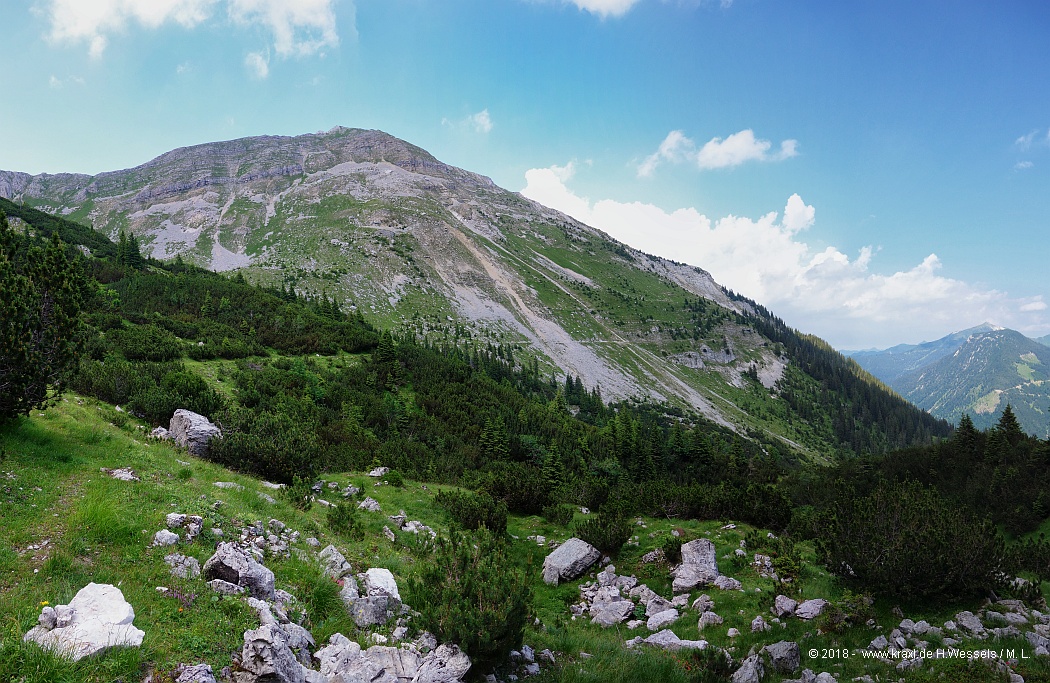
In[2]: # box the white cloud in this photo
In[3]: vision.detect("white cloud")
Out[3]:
[638,128,798,175]
[443,109,495,135]
[228,0,340,57]
[564,0,642,18]
[1015,129,1040,151]
[244,51,269,79]
[468,109,493,134]
[1015,160,1034,170]
[43,0,219,57]
[47,74,85,88]
[41,0,343,59]
[696,129,798,169]
[522,163,1048,348]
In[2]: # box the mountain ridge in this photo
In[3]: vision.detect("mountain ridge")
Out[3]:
[851,325,1050,436]
[0,127,949,456]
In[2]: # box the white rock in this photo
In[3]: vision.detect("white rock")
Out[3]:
[23,583,144,661]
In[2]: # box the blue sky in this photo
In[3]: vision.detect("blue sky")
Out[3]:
[2,0,1049,349]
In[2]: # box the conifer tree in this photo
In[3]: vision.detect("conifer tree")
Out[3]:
[0,213,86,420]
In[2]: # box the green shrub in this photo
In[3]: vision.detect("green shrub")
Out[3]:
[815,590,875,634]
[818,481,1005,601]
[109,324,182,362]
[406,528,531,672]
[434,489,508,535]
[386,469,404,487]
[684,645,735,683]
[326,501,364,540]
[661,534,682,565]
[574,506,632,555]
[465,461,546,515]
[542,503,574,527]
[282,476,314,511]
[209,408,321,484]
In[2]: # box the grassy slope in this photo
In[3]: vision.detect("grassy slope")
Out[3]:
[1,394,1046,683]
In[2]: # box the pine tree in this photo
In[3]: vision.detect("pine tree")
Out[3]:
[127,232,144,269]
[0,213,86,420]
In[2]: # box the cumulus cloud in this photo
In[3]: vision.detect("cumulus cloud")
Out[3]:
[244,51,269,79]
[41,0,342,59]
[522,163,1048,348]
[696,129,798,169]
[43,0,218,57]
[638,128,798,176]
[228,0,340,56]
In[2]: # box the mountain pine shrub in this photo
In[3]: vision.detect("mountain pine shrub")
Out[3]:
[406,528,531,672]
[434,489,508,535]
[574,504,632,555]
[818,481,1004,602]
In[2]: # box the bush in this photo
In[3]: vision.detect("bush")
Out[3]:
[574,506,632,555]
[818,481,1005,602]
[434,490,508,535]
[386,469,404,487]
[209,408,321,484]
[542,503,574,527]
[816,590,875,634]
[282,476,314,511]
[109,324,182,362]
[326,502,364,540]
[464,461,546,515]
[661,535,682,565]
[406,528,531,672]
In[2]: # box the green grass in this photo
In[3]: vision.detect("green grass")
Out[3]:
[2,396,1048,683]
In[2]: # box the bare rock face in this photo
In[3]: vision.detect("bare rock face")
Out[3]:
[23,583,145,661]
[203,542,275,601]
[169,409,221,457]
[542,537,601,585]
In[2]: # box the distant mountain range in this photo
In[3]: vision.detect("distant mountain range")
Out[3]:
[848,324,1050,436]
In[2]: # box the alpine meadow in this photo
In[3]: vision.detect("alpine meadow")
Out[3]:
[3,2,1050,683]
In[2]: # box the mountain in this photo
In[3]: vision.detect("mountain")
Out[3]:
[850,326,1050,436]
[0,127,949,457]
[845,323,1001,384]
[1035,334,1050,348]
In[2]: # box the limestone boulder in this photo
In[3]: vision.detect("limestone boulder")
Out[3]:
[23,583,144,661]
[672,539,719,593]
[203,542,275,601]
[541,537,601,585]
[414,643,472,683]
[234,624,303,683]
[169,409,221,457]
